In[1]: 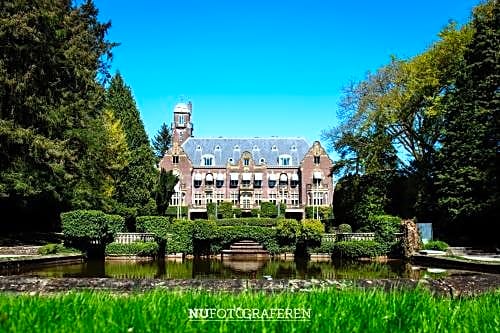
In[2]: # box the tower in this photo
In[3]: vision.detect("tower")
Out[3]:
[171,101,193,145]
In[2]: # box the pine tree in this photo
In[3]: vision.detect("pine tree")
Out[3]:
[152,123,172,160]
[435,0,499,244]
[106,73,158,219]
[0,0,115,230]
[155,169,178,216]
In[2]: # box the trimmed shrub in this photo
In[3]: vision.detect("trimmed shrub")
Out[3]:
[276,219,301,240]
[260,202,278,218]
[333,240,383,258]
[217,202,233,218]
[215,218,278,227]
[310,240,336,254]
[61,210,125,247]
[338,224,352,233]
[215,226,280,255]
[168,219,194,254]
[298,219,325,243]
[423,240,449,251]
[165,206,188,218]
[136,216,170,241]
[105,242,158,257]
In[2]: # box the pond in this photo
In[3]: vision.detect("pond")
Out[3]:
[11,258,444,280]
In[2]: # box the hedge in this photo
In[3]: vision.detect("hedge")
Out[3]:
[333,240,383,258]
[136,216,170,241]
[105,242,159,257]
[214,218,280,227]
[61,210,125,245]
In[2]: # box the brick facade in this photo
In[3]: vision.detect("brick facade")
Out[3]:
[159,102,334,219]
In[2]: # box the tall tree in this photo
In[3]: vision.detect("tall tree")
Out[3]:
[0,0,115,230]
[435,0,499,244]
[152,123,172,160]
[106,73,158,220]
[155,169,178,216]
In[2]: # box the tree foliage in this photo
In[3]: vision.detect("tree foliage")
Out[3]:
[155,169,178,216]
[152,122,172,160]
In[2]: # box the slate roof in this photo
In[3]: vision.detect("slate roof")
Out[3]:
[182,137,310,167]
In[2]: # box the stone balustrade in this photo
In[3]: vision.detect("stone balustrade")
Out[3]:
[336,233,375,241]
[114,233,155,244]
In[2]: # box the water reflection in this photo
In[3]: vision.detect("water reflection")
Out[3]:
[17,258,429,280]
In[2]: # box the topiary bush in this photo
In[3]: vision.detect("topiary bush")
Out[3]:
[168,219,194,254]
[61,210,125,258]
[333,240,383,258]
[105,242,159,257]
[423,240,449,251]
[338,224,352,233]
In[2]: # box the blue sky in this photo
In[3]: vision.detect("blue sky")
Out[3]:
[95,0,478,153]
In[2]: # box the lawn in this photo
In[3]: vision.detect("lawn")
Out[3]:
[0,288,498,332]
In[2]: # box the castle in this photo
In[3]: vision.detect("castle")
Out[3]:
[159,102,334,219]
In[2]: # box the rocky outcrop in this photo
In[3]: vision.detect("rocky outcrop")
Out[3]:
[401,219,422,258]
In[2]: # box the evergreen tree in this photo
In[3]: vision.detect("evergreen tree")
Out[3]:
[152,123,172,160]
[155,169,178,216]
[0,0,115,230]
[106,73,158,221]
[435,0,499,244]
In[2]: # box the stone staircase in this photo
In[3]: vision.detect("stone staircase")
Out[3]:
[222,240,269,259]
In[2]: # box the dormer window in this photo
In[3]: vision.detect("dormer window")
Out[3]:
[271,145,278,151]
[215,145,221,151]
[196,145,202,151]
[291,145,297,151]
[244,158,250,166]
[279,154,291,166]
[314,156,320,164]
[228,158,234,164]
[202,154,214,166]
[253,145,259,151]
[234,145,240,151]
[259,158,266,164]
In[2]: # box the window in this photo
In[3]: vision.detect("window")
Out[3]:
[255,193,262,206]
[179,131,184,142]
[194,179,202,188]
[202,154,214,166]
[268,180,276,188]
[314,156,321,164]
[271,145,278,151]
[216,192,225,204]
[309,192,324,205]
[254,180,262,188]
[291,193,299,206]
[233,145,240,151]
[194,193,203,206]
[205,192,213,204]
[269,193,277,204]
[215,145,221,151]
[231,192,239,205]
[279,154,291,166]
[228,158,234,164]
[313,178,321,186]
[230,179,238,188]
[178,115,185,125]
[172,155,179,164]
[291,145,297,151]
[216,180,224,188]
[204,157,213,166]
[196,145,202,151]
[259,158,266,164]
[244,158,249,166]
[253,145,259,151]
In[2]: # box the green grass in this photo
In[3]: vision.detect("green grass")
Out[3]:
[0,289,498,332]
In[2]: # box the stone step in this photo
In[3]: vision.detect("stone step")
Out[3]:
[222,249,269,254]
[230,245,264,250]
